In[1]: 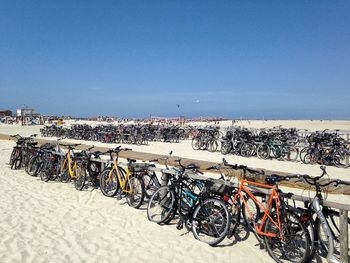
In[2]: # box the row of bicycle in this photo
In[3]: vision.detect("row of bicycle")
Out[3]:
[192,127,350,168]
[40,124,192,144]
[8,134,350,263]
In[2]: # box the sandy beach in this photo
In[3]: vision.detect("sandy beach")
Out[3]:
[1,120,349,262]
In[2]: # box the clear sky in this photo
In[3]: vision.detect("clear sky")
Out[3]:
[0,1,349,119]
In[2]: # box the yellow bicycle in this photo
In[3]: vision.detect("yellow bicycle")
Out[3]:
[99,146,145,208]
[58,143,81,182]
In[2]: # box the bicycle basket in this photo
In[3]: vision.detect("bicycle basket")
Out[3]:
[204,180,234,196]
[130,163,153,173]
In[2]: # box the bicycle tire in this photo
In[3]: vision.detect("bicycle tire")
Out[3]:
[240,143,254,157]
[315,209,350,261]
[147,185,176,224]
[226,197,241,239]
[257,144,270,159]
[11,154,22,170]
[192,198,231,246]
[283,146,299,162]
[143,172,160,199]
[332,150,349,168]
[264,210,311,263]
[9,148,17,166]
[302,153,317,165]
[220,141,232,155]
[191,137,200,151]
[242,192,266,232]
[26,155,41,176]
[99,168,120,197]
[58,159,70,182]
[207,140,218,152]
[40,161,52,182]
[74,162,87,191]
[126,175,145,209]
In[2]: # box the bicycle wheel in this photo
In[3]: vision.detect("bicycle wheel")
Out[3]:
[332,150,349,168]
[192,198,231,246]
[40,161,52,182]
[126,175,145,209]
[257,144,270,159]
[296,211,316,262]
[316,209,350,261]
[226,197,241,239]
[99,168,120,197]
[143,172,160,199]
[147,185,176,224]
[240,143,254,157]
[58,159,70,182]
[221,141,232,155]
[283,146,299,162]
[9,148,17,166]
[302,153,317,165]
[74,162,87,191]
[10,148,22,170]
[51,156,62,181]
[242,192,266,232]
[191,137,201,150]
[26,155,41,176]
[299,147,309,162]
[207,140,218,152]
[264,210,311,263]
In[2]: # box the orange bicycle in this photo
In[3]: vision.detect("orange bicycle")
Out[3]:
[213,160,311,263]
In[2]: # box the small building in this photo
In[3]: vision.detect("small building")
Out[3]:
[17,108,43,125]
[0,110,12,118]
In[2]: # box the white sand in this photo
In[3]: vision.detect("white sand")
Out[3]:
[0,140,272,263]
[1,121,349,262]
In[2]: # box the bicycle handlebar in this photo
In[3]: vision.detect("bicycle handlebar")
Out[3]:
[84,145,95,151]
[222,158,264,175]
[59,143,81,148]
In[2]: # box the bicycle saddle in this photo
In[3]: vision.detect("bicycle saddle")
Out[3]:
[185,163,200,170]
[92,151,102,158]
[265,176,278,185]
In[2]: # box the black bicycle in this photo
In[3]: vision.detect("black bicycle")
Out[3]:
[147,159,231,246]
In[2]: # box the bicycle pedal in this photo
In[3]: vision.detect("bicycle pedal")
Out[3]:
[176,218,184,230]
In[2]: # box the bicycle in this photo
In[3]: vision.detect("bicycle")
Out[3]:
[222,161,310,263]
[9,134,38,170]
[74,146,102,191]
[57,143,81,182]
[291,166,350,262]
[98,146,146,208]
[147,151,175,198]
[147,159,231,246]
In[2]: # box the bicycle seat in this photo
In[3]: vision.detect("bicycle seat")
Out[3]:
[92,151,102,158]
[184,163,200,170]
[127,158,137,163]
[265,176,278,185]
[75,152,86,158]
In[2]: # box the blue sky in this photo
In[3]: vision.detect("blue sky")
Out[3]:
[0,1,349,119]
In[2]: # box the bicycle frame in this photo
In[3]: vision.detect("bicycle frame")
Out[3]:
[312,196,337,263]
[61,149,77,178]
[107,157,132,193]
[232,179,283,239]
